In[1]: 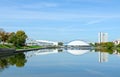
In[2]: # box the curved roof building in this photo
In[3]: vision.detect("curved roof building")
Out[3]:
[67,40,89,46]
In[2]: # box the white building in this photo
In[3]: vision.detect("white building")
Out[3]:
[98,32,108,43]
[36,40,58,46]
[113,39,120,45]
[26,38,38,46]
[26,38,58,46]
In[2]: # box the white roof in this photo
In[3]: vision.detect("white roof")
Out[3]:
[36,40,58,45]
[67,40,89,46]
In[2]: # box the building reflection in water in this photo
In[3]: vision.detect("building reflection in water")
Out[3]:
[67,49,89,56]
[25,48,90,58]
[25,48,109,63]
[34,49,59,55]
[25,49,63,58]
[99,52,108,63]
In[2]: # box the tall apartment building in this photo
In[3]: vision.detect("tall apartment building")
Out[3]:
[98,32,108,43]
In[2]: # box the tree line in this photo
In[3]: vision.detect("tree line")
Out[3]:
[0,29,27,47]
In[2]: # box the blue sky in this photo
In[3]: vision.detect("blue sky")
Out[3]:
[0,0,120,42]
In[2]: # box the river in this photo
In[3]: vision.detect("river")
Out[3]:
[0,48,120,77]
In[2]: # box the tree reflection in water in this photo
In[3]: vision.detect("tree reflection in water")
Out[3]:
[95,47,120,55]
[0,53,27,71]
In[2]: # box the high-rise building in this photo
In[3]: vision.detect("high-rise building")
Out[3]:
[98,32,108,43]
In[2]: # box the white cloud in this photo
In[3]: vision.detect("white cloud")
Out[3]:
[85,19,105,25]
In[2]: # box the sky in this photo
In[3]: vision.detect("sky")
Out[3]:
[0,0,120,42]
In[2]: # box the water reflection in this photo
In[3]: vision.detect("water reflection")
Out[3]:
[95,48,120,63]
[1,48,120,73]
[0,53,27,70]
[67,49,89,55]
[25,49,63,58]
[25,48,90,57]
[99,52,108,63]
[35,49,59,55]
[95,48,120,55]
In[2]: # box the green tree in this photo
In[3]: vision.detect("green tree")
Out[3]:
[7,32,16,44]
[0,31,10,44]
[58,42,63,46]
[14,30,27,47]
[105,42,114,49]
[117,44,120,47]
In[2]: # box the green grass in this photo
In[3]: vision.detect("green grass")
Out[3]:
[0,44,15,48]
[16,45,42,50]
[0,44,42,50]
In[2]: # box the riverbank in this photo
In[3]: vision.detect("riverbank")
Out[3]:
[16,47,45,52]
[16,46,62,52]
[0,48,15,58]
[0,45,43,52]
[0,48,15,53]
[0,44,62,53]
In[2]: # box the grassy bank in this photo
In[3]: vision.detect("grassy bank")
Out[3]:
[0,44,42,50]
[0,44,15,49]
[16,46,42,50]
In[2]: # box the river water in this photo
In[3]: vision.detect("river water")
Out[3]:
[0,48,120,77]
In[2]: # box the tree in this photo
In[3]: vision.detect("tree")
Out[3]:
[15,30,27,47]
[116,44,120,47]
[105,42,114,49]
[58,42,63,46]
[0,31,10,44]
[7,32,16,45]
[89,43,95,46]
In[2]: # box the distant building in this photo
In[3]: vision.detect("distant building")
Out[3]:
[113,39,120,45]
[26,38,58,46]
[26,38,38,46]
[36,40,58,46]
[98,32,108,43]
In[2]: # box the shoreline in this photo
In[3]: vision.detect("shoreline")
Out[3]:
[15,47,46,52]
[15,46,62,52]
[0,46,61,53]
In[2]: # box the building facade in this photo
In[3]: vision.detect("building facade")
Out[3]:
[98,32,108,43]
[36,40,58,46]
